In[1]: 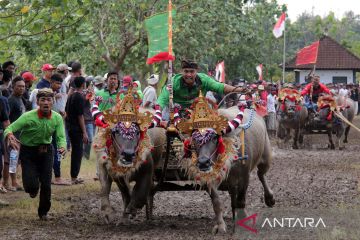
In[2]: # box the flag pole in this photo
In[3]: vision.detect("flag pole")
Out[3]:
[167,0,176,132]
[282,20,286,85]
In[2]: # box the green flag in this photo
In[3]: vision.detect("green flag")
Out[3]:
[145,10,176,64]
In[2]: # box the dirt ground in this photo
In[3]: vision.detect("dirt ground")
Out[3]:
[0,117,359,240]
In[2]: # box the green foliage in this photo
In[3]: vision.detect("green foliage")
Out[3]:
[1,0,360,85]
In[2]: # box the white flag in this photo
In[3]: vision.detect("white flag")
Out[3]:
[256,64,263,80]
[215,61,225,83]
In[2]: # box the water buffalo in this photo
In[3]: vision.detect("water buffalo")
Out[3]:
[316,96,355,150]
[95,120,165,223]
[182,106,275,233]
[277,94,308,149]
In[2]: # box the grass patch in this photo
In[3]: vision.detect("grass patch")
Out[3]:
[0,148,101,220]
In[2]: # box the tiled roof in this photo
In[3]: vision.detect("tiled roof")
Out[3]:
[285,35,360,70]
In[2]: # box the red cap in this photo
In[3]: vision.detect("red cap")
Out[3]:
[22,72,36,81]
[41,64,55,71]
[123,75,132,86]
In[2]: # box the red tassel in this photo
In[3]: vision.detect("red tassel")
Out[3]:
[217,137,225,154]
[106,138,112,148]
[280,103,286,112]
[140,131,145,141]
[183,139,191,157]
[326,112,332,121]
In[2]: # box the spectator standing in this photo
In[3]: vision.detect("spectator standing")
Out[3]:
[266,88,277,137]
[65,77,88,184]
[83,77,95,160]
[56,63,71,95]
[142,74,159,108]
[93,76,105,93]
[0,70,13,97]
[2,61,16,75]
[66,62,82,95]
[0,95,10,194]
[21,71,36,101]
[4,88,66,220]
[3,76,27,191]
[122,75,132,91]
[37,64,56,89]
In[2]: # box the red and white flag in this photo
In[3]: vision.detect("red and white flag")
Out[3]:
[273,12,286,38]
[215,61,225,83]
[256,64,263,80]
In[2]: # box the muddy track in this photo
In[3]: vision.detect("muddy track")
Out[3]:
[1,118,359,240]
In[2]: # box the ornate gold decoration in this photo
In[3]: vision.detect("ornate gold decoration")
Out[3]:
[318,95,337,111]
[278,88,301,102]
[177,90,228,135]
[103,86,153,131]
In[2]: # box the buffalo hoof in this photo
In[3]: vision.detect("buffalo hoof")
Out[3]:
[103,208,115,224]
[212,222,226,235]
[343,139,348,143]
[330,144,335,150]
[265,194,275,207]
[339,146,345,150]
[292,144,299,150]
[125,207,138,219]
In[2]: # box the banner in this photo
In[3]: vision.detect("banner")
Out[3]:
[145,10,176,64]
[296,41,319,66]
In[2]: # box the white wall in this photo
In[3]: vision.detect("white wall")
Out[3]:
[298,70,353,84]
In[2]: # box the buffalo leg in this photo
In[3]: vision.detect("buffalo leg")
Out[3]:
[336,125,346,150]
[284,128,291,143]
[207,187,226,234]
[114,178,131,216]
[98,158,114,223]
[233,169,249,234]
[257,162,275,207]
[258,135,275,207]
[126,161,153,217]
[298,132,304,144]
[328,130,335,149]
[343,125,350,143]
[292,128,299,149]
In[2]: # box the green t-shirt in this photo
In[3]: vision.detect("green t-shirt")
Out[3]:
[4,109,66,148]
[95,88,118,112]
[157,73,224,109]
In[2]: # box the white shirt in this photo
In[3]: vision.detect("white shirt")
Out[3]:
[339,88,349,97]
[29,88,67,113]
[267,94,276,113]
[142,85,157,107]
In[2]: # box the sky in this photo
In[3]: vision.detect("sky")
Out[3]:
[276,0,360,21]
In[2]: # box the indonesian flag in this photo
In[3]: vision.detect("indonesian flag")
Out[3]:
[256,64,263,80]
[296,41,319,65]
[144,1,176,64]
[215,61,225,83]
[273,12,286,38]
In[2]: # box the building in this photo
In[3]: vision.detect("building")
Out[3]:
[285,35,360,84]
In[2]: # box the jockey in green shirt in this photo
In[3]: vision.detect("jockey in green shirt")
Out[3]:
[152,59,244,127]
